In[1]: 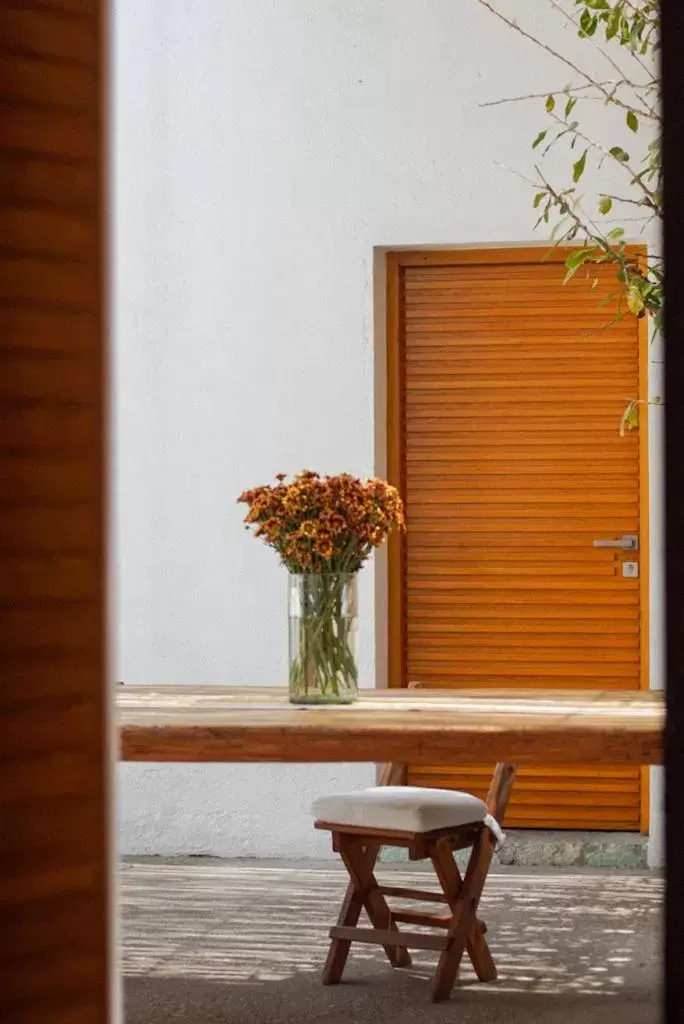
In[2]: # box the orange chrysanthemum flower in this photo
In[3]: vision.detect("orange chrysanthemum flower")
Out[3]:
[237,470,405,574]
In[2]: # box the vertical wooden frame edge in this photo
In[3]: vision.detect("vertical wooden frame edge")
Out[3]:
[94,0,113,1017]
[636,244,652,834]
[386,253,406,689]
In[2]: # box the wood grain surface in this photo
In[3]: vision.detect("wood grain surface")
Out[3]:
[387,248,648,830]
[118,686,663,766]
[0,2,111,1023]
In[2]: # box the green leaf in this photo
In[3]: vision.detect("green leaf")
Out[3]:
[563,264,584,285]
[550,218,567,243]
[563,246,597,284]
[609,146,630,162]
[565,248,590,271]
[606,7,620,39]
[599,195,613,215]
[565,96,577,118]
[546,94,555,113]
[572,148,588,183]
[626,111,638,133]
[532,130,547,149]
[607,227,626,240]
[654,309,664,335]
[533,191,546,208]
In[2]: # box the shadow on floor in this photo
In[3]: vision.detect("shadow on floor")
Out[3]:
[125,971,657,1024]
[122,860,662,1024]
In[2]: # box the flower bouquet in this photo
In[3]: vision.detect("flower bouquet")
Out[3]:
[238,471,405,704]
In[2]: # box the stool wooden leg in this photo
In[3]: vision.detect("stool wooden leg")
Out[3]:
[323,871,366,985]
[430,831,495,1002]
[341,838,412,969]
[430,836,496,983]
[467,920,497,983]
[323,838,411,985]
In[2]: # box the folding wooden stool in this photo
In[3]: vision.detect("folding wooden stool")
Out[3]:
[312,758,517,1002]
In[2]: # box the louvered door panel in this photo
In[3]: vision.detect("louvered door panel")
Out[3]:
[0,2,110,1023]
[399,256,645,830]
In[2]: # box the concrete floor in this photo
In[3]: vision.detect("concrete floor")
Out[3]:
[121,859,662,1023]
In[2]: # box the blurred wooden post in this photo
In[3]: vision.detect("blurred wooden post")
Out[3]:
[0,3,111,1023]
[378,680,422,786]
[663,1,684,1019]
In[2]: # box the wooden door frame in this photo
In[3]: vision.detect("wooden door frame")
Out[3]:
[385,246,651,828]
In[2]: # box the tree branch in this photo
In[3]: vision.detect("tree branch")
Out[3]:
[481,81,626,108]
[534,168,616,253]
[479,0,662,334]
[547,0,658,93]
[600,192,658,210]
[548,111,660,209]
[475,0,657,121]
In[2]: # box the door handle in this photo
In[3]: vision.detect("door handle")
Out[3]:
[592,534,639,552]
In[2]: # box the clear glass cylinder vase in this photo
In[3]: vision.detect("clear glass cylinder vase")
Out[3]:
[288,573,358,705]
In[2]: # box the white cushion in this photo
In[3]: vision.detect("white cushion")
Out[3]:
[311,786,489,834]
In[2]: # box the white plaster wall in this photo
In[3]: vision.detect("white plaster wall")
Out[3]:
[113,0,662,858]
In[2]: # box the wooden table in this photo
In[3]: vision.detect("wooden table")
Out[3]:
[118,686,664,766]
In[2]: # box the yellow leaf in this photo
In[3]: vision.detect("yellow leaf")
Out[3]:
[626,285,645,316]
[619,401,640,437]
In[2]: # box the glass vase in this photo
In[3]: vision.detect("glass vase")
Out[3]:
[288,573,358,705]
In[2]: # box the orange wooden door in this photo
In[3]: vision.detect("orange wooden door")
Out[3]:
[389,249,648,831]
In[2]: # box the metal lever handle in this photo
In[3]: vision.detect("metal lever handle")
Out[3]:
[592,534,639,551]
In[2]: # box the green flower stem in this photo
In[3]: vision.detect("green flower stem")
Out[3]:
[289,575,358,704]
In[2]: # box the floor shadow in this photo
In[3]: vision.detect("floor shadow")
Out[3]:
[122,860,662,1023]
[125,971,658,1024]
